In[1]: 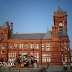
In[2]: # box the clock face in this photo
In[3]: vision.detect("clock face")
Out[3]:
[59,22,63,26]
[0,33,4,41]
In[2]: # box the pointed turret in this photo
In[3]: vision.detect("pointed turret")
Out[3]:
[54,1,67,17]
[3,18,9,29]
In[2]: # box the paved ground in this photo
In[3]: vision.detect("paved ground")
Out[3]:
[0,67,42,72]
[0,66,72,72]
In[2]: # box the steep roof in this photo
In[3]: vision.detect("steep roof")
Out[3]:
[10,31,52,40]
[43,31,52,39]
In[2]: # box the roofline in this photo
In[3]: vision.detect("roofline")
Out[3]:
[13,31,52,34]
[8,38,52,41]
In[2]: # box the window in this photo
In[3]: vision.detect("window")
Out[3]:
[8,44,12,49]
[1,44,5,49]
[8,52,17,62]
[19,44,23,49]
[19,52,27,56]
[13,53,15,57]
[8,53,11,58]
[68,44,70,51]
[47,55,51,62]
[24,44,28,49]
[30,52,39,62]
[64,42,67,50]
[42,54,46,62]
[62,55,67,62]
[11,53,12,57]
[14,44,17,48]
[1,51,4,54]
[30,44,34,49]
[65,55,67,62]
[61,47,63,51]
[8,59,11,62]
[14,53,16,57]
[61,43,63,51]
[24,52,27,55]
[61,43,63,46]
[42,57,46,62]
[62,54,64,62]
[19,52,27,60]
[42,54,51,62]
[34,52,39,62]
[42,43,44,50]
[31,52,33,56]
[35,44,39,49]
[61,42,67,51]
[46,43,50,51]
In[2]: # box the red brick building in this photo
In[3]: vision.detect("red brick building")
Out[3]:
[0,5,71,65]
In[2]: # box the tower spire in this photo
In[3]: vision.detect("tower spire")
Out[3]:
[58,0,62,12]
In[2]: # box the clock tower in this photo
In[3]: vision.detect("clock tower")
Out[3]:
[52,2,67,38]
[52,2,70,65]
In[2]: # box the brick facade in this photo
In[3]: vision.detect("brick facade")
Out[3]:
[0,6,71,66]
